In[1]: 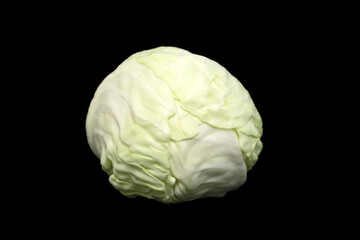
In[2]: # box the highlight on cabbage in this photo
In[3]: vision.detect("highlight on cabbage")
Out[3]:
[86,46,263,203]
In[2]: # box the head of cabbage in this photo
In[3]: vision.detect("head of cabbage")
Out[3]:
[86,46,263,203]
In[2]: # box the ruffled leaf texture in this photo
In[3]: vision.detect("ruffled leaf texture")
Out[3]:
[86,47,263,203]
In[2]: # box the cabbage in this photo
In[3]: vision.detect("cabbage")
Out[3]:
[86,46,263,203]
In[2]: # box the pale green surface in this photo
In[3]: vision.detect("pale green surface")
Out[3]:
[86,47,263,203]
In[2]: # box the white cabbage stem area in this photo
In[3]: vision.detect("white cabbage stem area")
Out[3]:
[86,47,262,203]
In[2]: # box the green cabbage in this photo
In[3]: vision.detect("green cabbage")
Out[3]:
[86,46,263,203]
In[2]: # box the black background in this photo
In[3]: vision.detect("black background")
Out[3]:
[6,6,334,237]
